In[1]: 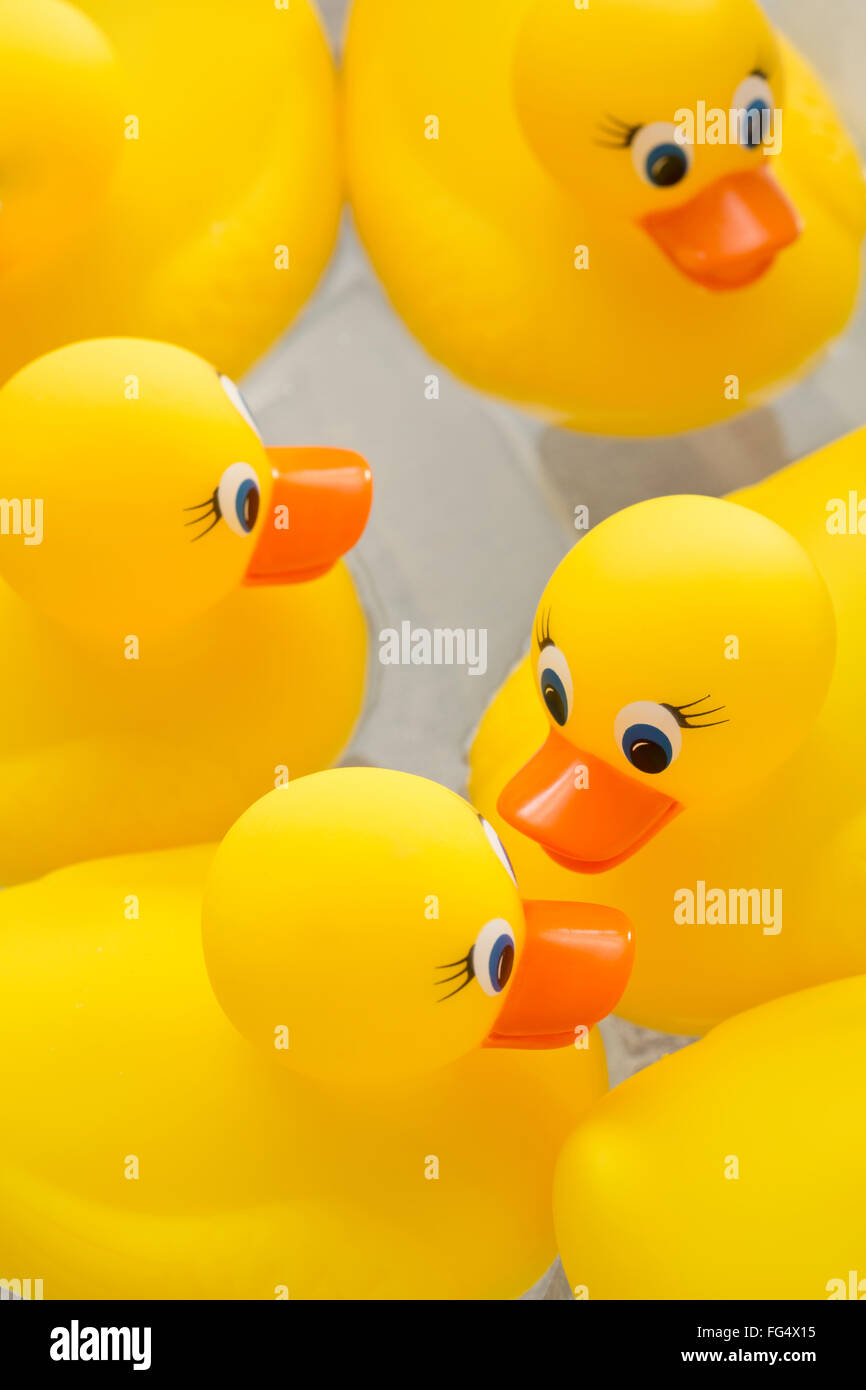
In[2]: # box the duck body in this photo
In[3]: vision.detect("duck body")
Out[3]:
[554,974,866,1299]
[344,0,865,434]
[0,569,366,884]
[0,770,627,1299]
[0,1,340,384]
[0,338,372,883]
[470,430,866,1034]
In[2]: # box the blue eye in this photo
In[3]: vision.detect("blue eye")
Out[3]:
[234,478,259,533]
[645,142,688,187]
[217,462,261,537]
[733,75,775,150]
[487,934,515,993]
[541,667,568,725]
[536,640,573,727]
[741,99,769,148]
[472,918,517,997]
[621,722,672,774]
[614,702,683,776]
[631,123,693,189]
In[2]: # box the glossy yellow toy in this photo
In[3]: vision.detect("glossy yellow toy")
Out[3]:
[0,338,372,884]
[554,974,866,1299]
[344,0,865,434]
[0,0,340,384]
[471,428,866,1032]
[0,769,633,1299]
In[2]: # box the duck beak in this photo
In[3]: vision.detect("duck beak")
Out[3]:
[641,166,801,290]
[485,900,633,1048]
[497,728,679,872]
[244,447,372,585]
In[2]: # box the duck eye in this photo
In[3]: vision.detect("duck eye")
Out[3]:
[472,918,516,997]
[536,643,573,727]
[478,815,518,887]
[218,373,262,440]
[732,75,775,149]
[614,700,682,775]
[631,121,692,188]
[217,462,261,537]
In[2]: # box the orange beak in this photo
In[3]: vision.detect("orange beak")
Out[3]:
[486,899,633,1049]
[244,446,372,585]
[498,729,679,873]
[642,166,801,290]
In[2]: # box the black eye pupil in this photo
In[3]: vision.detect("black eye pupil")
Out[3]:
[543,684,566,726]
[497,943,515,989]
[628,738,669,774]
[245,488,259,530]
[649,150,687,187]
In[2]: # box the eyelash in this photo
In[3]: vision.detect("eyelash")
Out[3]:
[662,695,729,730]
[534,608,726,729]
[595,71,772,152]
[183,488,222,541]
[536,606,554,649]
[435,950,475,1002]
[595,113,641,149]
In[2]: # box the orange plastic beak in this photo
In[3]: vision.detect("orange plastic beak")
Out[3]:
[642,166,801,290]
[486,900,633,1049]
[498,729,679,873]
[244,447,372,585]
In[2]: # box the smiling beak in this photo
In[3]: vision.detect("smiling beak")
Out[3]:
[486,899,633,1048]
[244,446,372,586]
[497,728,679,873]
[642,166,801,290]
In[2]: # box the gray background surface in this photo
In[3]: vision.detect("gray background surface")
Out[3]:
[243,0,865,1298]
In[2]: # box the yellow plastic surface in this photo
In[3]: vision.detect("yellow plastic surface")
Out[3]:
[0,0,341,383]
[471,430,866,1033]
[0,769,608,1299]
[554,975,866,1299]
[0,339,367,883]
[344,0,865,433]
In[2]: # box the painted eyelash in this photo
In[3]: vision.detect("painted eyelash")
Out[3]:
[535,606,554,650]
[435,949,475,1002]
[596,68,771,153]
[662,695,729,730]
[183,488,221,541]
[595,113,641,149]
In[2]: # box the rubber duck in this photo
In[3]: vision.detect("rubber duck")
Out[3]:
[0,337,372,884]
[343,0,866,434]
[554,974,866,1299]
[0,768,633,1299]
[0,0,341,385]
[470,434,866,1032]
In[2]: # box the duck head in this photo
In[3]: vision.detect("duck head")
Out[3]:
[202,768,633,1084]
[0,338,372,641]
[498,496,835,873]
[514,0,801,290]
[0,1,123,275]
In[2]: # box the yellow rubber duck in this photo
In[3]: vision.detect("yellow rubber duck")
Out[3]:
[471,430,866,1033]
[0,768,633,1299]
[343,0,866,434]
[554,974,866,1299]
[0,0,340,384]
[0,337,372,884]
